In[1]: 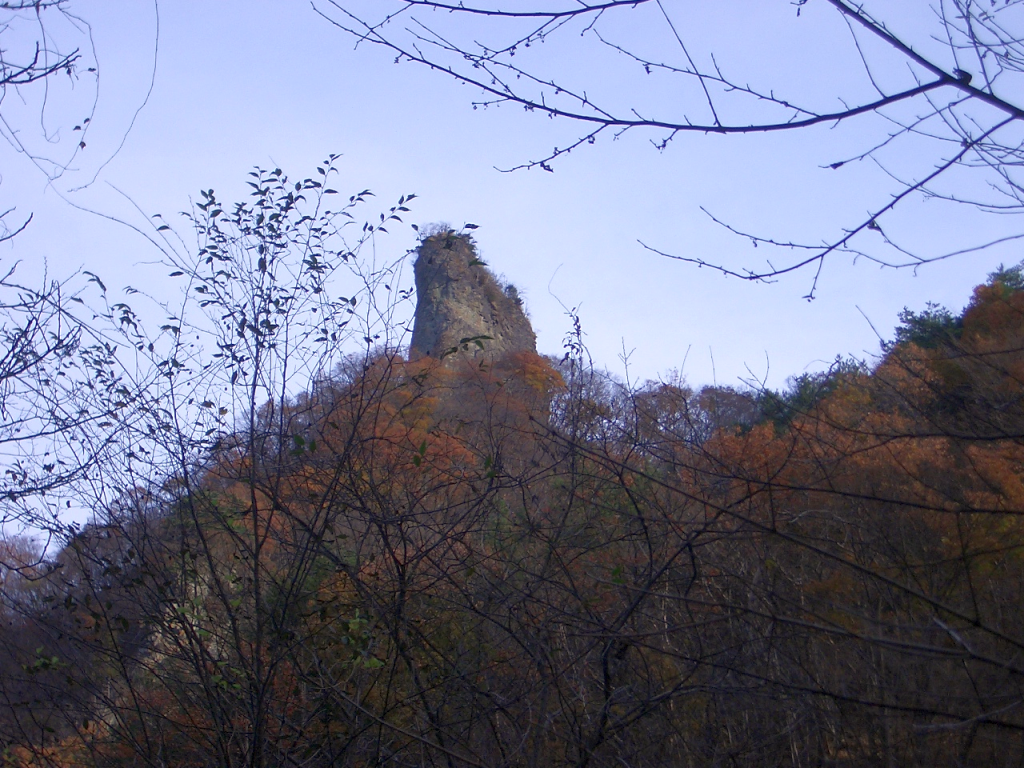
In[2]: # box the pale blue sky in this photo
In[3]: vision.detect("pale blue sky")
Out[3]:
[3,0,1019,391]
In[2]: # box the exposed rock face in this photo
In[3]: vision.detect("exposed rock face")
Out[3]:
[410,232,536,362]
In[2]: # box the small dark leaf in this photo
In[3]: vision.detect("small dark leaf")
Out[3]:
[83,271,106,291]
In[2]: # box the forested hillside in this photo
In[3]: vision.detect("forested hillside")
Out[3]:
[2,167,1024,767]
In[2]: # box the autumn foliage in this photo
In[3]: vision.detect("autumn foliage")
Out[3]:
[3,167,1024,766]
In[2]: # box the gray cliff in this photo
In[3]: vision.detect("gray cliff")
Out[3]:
[409,232,536,361]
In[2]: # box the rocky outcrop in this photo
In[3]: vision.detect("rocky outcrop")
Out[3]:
[409,232,536,362]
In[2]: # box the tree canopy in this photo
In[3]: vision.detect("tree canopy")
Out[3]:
[1,163,1023,766]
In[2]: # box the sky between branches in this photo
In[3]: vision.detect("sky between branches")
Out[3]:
[3,0,1019,390]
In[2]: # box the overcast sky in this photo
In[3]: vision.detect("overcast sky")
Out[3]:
[3,0,1020,391]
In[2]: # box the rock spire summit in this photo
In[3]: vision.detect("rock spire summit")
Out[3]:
[409,230,537,362]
